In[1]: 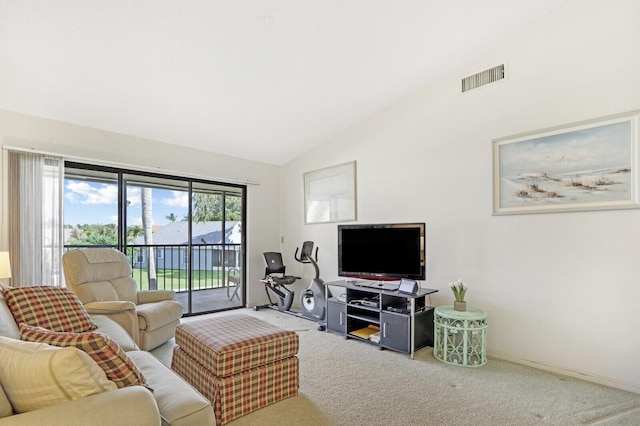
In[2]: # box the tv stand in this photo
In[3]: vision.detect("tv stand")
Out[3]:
[325,280,438,358]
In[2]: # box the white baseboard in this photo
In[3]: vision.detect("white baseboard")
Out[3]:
[487,350,640,395]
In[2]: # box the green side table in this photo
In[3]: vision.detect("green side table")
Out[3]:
[433,305,487,367]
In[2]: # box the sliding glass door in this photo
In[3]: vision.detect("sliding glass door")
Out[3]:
[63,162,246,315]
[187,182,243,314]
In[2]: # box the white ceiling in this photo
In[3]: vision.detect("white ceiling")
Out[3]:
[0,1,570,165]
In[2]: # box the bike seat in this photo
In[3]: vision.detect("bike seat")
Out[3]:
[266,275,298,286]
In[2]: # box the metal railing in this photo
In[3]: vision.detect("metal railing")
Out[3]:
[64,244,242,293]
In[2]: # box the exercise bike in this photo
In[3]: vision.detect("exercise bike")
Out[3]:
[256,241,331,330]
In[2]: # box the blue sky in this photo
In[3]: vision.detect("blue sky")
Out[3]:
[64,180,189,227]
[499,121,631,177]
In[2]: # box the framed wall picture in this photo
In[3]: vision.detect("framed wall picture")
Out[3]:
[304,161,357,224]
[493,111,640,215]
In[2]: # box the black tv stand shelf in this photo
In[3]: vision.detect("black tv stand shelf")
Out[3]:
[325,280,438,358]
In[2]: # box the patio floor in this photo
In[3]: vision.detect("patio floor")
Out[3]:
[175,285,243,315]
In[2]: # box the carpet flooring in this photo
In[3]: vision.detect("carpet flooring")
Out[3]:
[151,308,640,426]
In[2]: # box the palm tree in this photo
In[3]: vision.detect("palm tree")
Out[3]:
[126,225,143,243]
[166,212,177,222]
[141,188,157,290]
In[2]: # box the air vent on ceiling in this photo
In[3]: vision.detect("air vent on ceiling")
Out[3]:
[462,64,505,93]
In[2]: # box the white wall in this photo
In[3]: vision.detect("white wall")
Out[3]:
[280,0,640,392]
[1,0,638,393]
[0,109,281,307]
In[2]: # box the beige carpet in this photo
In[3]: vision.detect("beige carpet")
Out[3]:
[151,309,640,426]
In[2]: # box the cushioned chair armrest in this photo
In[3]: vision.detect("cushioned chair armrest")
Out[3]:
[0,386,161,426]
[137,290,176,304]
[86,306,140,345]
[84,301,137,314]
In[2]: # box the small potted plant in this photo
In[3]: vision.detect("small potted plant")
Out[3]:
[450,279,467,311]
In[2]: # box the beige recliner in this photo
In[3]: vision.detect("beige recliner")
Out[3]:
[62,248,183,351]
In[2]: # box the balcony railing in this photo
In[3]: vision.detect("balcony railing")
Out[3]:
[64,244,241,293]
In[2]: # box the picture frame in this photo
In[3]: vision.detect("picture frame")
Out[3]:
[493,111,640,215]
[304,161,357,224]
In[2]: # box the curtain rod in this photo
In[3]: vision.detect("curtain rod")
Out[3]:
[2,145,260,186]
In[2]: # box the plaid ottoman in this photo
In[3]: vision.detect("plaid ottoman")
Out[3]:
[171,314,299,425]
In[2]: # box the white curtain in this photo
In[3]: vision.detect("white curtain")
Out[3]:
[8,151,64,287]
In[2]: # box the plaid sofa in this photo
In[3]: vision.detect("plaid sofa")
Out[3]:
[171,314,299,425]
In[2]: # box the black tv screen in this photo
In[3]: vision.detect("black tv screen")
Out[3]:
[338,223,425,281]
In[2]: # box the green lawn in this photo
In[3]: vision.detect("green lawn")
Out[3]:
[132,268,227,292]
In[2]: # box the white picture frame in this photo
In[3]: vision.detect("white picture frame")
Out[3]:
[304,161,357,224]
[493,111,640,215]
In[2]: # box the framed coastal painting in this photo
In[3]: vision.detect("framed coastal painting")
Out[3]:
[304,161,357,224]
[493,111,640,215]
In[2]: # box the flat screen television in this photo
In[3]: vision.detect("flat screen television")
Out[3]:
[338,223,425,281]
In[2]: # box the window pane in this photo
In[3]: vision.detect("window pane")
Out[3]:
[124,174,190,292]
[189,183,244,314]
[64,164,245,316]
[64,168,119,248]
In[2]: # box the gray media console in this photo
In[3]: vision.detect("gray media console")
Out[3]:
[325,280,438,358]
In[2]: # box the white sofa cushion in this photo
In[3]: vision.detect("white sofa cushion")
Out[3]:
[0,384,13,418]
[0,386,161,426]
[0,337,116,413]
[0,296,19,340]
[128,351,214,426]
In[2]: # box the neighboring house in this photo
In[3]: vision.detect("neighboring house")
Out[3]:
[131,221,241,271]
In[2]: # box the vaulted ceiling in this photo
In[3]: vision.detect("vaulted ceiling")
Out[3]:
[0,1,570,165]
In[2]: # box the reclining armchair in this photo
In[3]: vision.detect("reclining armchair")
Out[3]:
[62,248,183,351]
